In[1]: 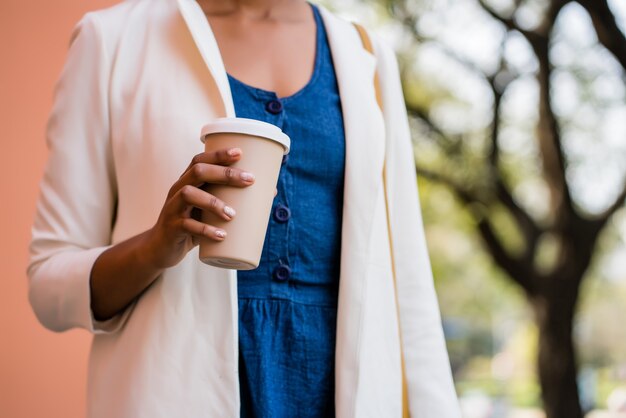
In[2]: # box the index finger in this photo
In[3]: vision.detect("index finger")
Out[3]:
[180,148,242,179]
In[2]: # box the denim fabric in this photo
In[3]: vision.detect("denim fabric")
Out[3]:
[228,1,345,417]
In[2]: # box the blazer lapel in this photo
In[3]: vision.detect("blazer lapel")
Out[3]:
[175,1,387,414]
[176,0,237,118]
[317,5,386,416]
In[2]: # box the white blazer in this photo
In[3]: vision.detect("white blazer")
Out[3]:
[27,0,461,417]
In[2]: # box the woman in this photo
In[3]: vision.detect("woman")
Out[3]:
[27,0,461,417]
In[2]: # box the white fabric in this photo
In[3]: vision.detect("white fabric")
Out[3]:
[26,0,462,416]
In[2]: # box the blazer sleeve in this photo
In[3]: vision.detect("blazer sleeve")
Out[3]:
[370,33,463,417]
[26,13,133,334]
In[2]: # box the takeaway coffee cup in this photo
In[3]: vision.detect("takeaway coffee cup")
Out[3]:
[198,117,290,270]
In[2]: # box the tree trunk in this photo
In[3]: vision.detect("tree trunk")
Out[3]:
[531,289,583,418]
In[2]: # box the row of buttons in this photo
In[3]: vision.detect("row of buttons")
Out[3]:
[267,99,288,281]
[273,204,290,281]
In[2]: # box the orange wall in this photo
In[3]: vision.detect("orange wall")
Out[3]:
[0,1,119,417]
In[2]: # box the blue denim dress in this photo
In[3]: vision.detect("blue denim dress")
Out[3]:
[227,2,345,417]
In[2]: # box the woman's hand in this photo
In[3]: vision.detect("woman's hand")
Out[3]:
[90,146,281,321]
[144,147,255,269]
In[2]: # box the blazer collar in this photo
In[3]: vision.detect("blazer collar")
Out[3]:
[176,0,236,117]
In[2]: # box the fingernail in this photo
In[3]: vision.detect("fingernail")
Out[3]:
[215,230,227,238]
[240,172,255,182]
[228,148,241,157]
[223,206,236,218]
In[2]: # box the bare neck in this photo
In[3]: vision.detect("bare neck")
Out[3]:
[196,0,309,22]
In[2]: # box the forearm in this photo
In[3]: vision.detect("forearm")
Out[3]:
[90,229,164,322]
[89,149,252,322]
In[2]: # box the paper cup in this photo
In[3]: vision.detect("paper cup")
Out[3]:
[198,117,290,270]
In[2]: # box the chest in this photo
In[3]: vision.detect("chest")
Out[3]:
[204,8,317,99]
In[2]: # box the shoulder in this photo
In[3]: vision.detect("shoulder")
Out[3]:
[71,0,137,34]
[366,29,401,80]
[67,0,164,57]
[316,4,399,71]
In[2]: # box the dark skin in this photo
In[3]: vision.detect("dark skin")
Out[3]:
[90,0,312,322]
[90,148,264,321]
[200,0,316,99]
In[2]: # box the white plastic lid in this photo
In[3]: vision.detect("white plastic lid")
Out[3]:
[200,117,290,154]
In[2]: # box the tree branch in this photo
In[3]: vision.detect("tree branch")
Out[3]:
[476,0,541,45]
[476,0,575,224]
[486,41,509,168]
[535,38,574,222]
[476,217,536,294]
[495,179,542,259]
[415,166,481,205]
[416,34,490,79]
[487,77,502,167]
[416,165,536,294]
[474,2,569,206]
[396,0,498,81]
[404,102,448,140]
[484,40,541,258]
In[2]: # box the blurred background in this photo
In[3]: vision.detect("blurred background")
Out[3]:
[1,0,625,417]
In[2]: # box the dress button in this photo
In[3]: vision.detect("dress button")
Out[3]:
[282,154,289,165]
[273,204,291,223]
[273,264,291,281]
[265,99,283,114]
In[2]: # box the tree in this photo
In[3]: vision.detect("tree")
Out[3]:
[375,0,626,416]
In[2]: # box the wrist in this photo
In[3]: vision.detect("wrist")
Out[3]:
[136,227,167,273]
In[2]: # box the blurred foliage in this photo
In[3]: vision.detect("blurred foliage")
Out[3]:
[342,0,626,412]
[326,0,626,412]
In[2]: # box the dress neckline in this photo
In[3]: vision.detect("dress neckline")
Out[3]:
[226,1,323,102]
